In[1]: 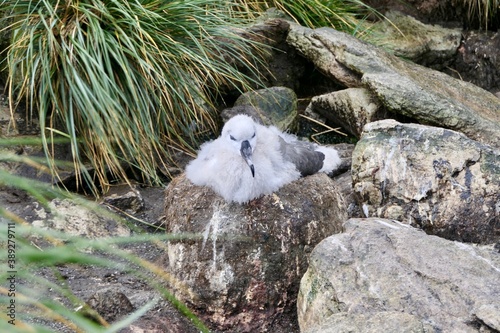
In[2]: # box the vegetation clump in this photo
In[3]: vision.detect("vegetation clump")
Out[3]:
[3,0,267,193]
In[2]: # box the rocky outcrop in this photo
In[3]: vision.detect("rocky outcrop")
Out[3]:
[305,88,384,138]
[352,119,500,244]
[364,0,500,31]
[221,86,298,130]
[371,11,462,67]
[162,173,347,332]
[287,24,500,148]
[277,20,500,329]
[298,218,500,333]
[162,19,500,332]
[102,184,145,214]
[32,199,131,240]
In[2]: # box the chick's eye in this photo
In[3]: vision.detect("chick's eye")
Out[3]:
[251,133,256,139]
[230,135,236,141]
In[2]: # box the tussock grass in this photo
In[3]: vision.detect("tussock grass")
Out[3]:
[2,0,267,194]
[233,0,377,36]
[463,0,499,30]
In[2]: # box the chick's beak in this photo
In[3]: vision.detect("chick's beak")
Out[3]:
[240,140,255,177]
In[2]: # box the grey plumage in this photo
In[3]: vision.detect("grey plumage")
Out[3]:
[278,136,325,176]
[186,114,341,203]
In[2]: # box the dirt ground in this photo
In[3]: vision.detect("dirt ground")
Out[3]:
[0,184,193,332]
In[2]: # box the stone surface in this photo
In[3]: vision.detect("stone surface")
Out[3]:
[102,184,145,214]
[328,143,354,176]
[287,24,362,88]
[302,312,433,333]
[333,171,362,219]
[162,173,347,332]
[371,11,462,67]
[366,0,500,31]
[32,198,131,240]
[351,119,500,244]
[363,0,467,25]
[305,88,383,138]
[286,24,500,148]
[230,86,298,130]
[220,104,263,124]
[298,218,500,333]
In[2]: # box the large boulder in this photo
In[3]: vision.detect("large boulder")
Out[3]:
[352,119,500,244]
[370,11,462,67]
[298,218,500,333]
[305,88,384,138]
[162,173,347,332]
[286,24,500,148]
[31,199,131,240]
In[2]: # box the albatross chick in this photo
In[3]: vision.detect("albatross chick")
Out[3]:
[186,114,341,203]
